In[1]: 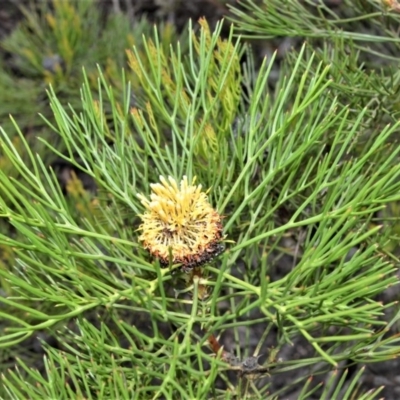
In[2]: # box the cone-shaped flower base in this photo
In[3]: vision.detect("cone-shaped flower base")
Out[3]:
[138,176,224,272]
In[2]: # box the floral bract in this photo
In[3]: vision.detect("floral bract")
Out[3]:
[137,176,224,271]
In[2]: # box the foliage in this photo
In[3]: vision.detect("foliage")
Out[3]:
[0,0,185,298]
[1,0,400,399]
[0,0,184,173]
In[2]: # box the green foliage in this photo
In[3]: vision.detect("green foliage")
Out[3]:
[0,0,185,163]
[127,17,242,160]
[1,0,400,399]
[0,0,186,296]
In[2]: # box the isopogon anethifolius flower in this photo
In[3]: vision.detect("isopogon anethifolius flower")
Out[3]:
[137,176,225,272]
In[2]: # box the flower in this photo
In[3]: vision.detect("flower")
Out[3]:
[137,176,224,271]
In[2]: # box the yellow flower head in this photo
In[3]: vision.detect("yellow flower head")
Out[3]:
[137,176,224,271]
